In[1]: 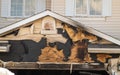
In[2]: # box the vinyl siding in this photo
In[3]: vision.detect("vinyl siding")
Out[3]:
[46,0,51,10]
[0,0,23,28]
[51,0,120,40]
[51,0,65,15]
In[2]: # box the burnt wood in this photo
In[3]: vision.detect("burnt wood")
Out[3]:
[5,62,39,69]
[21,38,47,62]
[0,62,106,71]
[88,43,120,48]
[39,63,70,70]
[72,64,105,71]
[69,39,88,62]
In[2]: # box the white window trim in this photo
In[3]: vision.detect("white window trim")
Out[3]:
[75,0,103,17]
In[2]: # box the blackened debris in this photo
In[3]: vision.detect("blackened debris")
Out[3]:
[57,28,70,39]
[56,39,72,58]
[0,40,26,62]
[22,37,47,62]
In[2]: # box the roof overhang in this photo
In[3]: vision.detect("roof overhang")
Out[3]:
[0,10,120,45]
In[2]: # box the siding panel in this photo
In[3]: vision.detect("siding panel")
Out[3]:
[51,0,65,15]
[51,0,120,40]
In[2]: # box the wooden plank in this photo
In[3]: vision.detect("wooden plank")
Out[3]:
[5,62,39,69]
[33,19,42,34]
[72,63,105,71]
[39,63,70,70]
[0,62,106,70]
[0,34,44,42]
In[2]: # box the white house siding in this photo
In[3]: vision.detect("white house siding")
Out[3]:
[0,0,22,28]
[51,0,65,15]
[46,0,51,10]
[51,0,120,41]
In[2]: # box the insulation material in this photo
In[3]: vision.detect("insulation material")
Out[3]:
[69,40,88,63]
[63,25,76,41]
[97,54,112,63]
[0,40,118,63]
[38,46,65,62]
[63,24,97,42]
[84,54,94,63]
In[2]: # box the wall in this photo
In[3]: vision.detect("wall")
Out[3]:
[0,0,22,28]
[51,0,65,15]
[46,0,51,10]
[51,0,120,40]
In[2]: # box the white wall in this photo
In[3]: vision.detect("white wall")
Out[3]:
[51,0,120,40]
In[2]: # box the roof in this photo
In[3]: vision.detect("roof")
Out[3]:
[0,10,120,45]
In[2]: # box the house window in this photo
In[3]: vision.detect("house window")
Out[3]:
[11,0,35,17]
[1,0,46,17]
[89,0,102,15]
[11,0,23,16]
[65,0,111,16]
[76,0,87,16]
[75,0,102,16]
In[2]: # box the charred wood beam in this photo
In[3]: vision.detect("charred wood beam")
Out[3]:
[69,39,89,62]
[0,62,106,71]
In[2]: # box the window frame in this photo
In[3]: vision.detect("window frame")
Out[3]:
[9,0,35,17]
[1,0,46,18]
[75,0,103,16]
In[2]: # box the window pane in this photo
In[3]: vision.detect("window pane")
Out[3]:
[25,0,35,16]
[90,0,102,15]
[76,0,87,15]
[11,0,23,16]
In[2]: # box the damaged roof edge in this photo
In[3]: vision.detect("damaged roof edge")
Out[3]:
[84,26,120,45]
[0,10,120,45]
[0,10,49,35]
